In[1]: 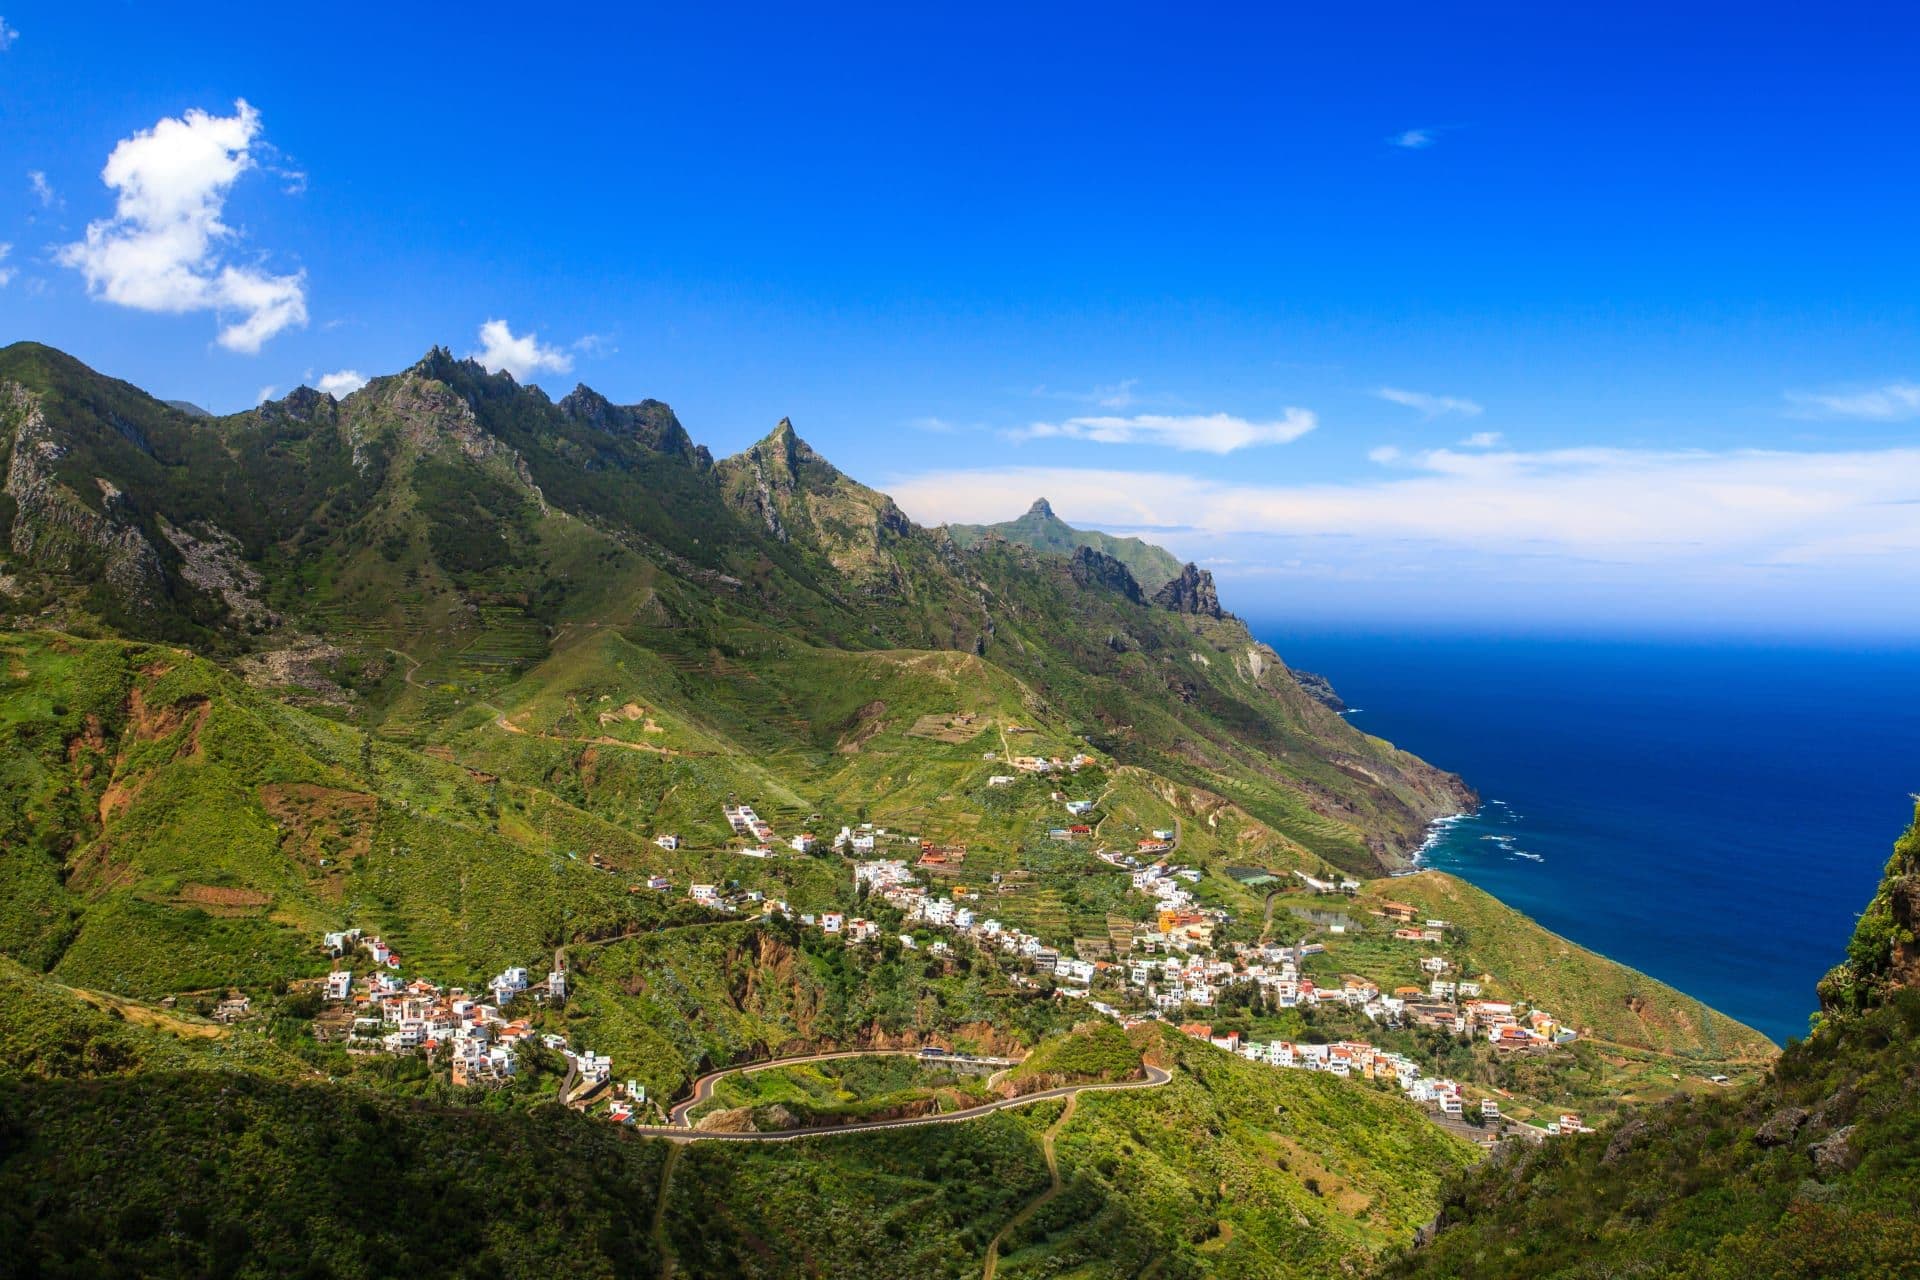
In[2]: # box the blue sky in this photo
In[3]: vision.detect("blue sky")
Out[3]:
[3,3,1919,635]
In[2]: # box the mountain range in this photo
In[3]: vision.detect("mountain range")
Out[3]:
[1,340,1904,1278]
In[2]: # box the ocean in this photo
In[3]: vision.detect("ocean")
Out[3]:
[1250,625,1920,1047]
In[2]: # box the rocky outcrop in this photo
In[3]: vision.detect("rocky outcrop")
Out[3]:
[1068,545,1145,604]
[1151,561,1223,618]
[1754,1105,1808,1147]
[1810,1123,1860,1176]
[1292,669,1347,712]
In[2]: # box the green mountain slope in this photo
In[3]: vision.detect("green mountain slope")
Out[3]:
[1387,806,1920,1279]
[948,496,1187,592]
[0,341,1466,875]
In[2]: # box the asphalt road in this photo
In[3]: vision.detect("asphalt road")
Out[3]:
[632,1049,1173,1143]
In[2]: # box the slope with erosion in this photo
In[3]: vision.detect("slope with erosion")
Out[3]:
[1386,804,1920,1279]
[0,630,749,999]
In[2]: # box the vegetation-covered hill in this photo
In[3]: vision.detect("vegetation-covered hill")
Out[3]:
[1387,806,1920,1278]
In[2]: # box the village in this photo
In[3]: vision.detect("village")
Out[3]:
[309,782,1593,1140]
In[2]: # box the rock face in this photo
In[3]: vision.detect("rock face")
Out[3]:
[1068,545,1145,604]
[1754,1105,1808,1147]
[2,384,168,620]
[1151,562,1224,619]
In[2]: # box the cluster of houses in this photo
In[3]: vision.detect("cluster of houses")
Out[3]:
[318,932,610,1092]
[1173,1022,1584,1134]
[999,750,1097,777]
[847,858,1101,988]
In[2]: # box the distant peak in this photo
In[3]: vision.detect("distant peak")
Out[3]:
[1026,497,1057,520]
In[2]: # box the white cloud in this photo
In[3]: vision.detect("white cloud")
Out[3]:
[0,242,13,288]
[0,17,17,50]
[1785,382,1920,421]
[1376,386,1482,417]
[316,369,367,398]
[1366,444,1401,464]
[256,385,278,405]
[571,332,616,357]
[27,170,56,207]
[888,444,1920,578]
[1389,128,1435,149]
[57,99,307,353]
[473,318,573,383]
[1012,409,1316,454]
[1458,431,1504,448]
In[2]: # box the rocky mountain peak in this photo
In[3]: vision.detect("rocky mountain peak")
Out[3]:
[1152,562,1224,618]
[1026,497,1057,520]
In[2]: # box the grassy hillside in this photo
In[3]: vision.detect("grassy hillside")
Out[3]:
[1387,805,1920,1279]
[993,1026,1478,1278]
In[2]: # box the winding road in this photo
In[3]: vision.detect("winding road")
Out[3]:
[629,1048,1173,1144]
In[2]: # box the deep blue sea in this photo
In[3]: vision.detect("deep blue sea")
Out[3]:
[1250,626,1920,1046]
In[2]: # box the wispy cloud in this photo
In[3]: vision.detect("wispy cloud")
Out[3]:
[0,17,17,51]
[572,332,617,358]
[1388,127,1436,149]
[1376,386,1482,417]
[1785,382,1920,421]
[27,170,57,208]
[315,369,367,398]
[1458,431,1504,448]
[473,319,573,384]
[1012,409,1316,454]
[1031,378,1142,410]
[0,242,15,289]
[57,99,307,353]
[256,385,278,405]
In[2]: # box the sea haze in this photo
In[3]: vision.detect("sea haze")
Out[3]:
[1250,625,1920,1047]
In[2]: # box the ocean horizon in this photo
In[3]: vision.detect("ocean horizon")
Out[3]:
[1251,623,1920,1047]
